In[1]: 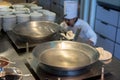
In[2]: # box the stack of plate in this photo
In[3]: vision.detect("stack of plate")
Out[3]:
[96,47,112,64]
[47,11,56,22]
[12,4,25,10]
[42,10,56,22]
[16,3,37,8]
[30,6,43,12]
[0,6,13,15]
[12,4,30,14]
[2,15,16,32]
[13,8,30,14]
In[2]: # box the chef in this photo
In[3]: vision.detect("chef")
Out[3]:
[60,0,97,46]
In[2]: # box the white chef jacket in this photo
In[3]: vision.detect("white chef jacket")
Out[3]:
[60,18,97,45]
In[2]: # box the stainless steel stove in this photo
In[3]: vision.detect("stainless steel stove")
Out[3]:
[25,54,114,80]
[6,31,41,49]
[6,31,116,80]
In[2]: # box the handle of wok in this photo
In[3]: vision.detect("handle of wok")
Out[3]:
[73,28,81,41]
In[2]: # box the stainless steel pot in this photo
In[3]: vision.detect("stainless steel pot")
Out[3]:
[32,41,100,76]
[12,21,62,42]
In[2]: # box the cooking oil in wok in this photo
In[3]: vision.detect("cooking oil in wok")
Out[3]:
[39,48,91,68]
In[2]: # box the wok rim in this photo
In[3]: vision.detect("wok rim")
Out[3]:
[12,21,61,39]
[32,41,100,70]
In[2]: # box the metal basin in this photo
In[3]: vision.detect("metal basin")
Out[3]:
[12,21,62,42]
[32,41,100,76]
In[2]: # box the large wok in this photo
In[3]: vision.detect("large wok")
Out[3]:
[12,21,62,42]
[32,41,100,76]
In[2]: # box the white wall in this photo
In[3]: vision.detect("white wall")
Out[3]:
[80,0,97,28]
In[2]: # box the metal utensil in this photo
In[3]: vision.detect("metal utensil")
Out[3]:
[12,21,61,41]
[33,41,100,76]
[101,65,104,80]
[73,28,81,41]
[17,74,32,77]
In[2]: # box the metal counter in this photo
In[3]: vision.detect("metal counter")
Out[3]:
[26,53,120,80]
[0,35,35,80]
[1,32,120,80]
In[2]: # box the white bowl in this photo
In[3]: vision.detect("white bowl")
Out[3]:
[16,14,30,24]
[12,4,25,9]
[3,14,16,18]
[30,12,43,17]
[0,11,13,16]
[0,5,9,9]
[31,6,43,11]
[30,12,43,21]
[0,8,12,11]
[31,6,42,9]
[16,14,30,17]
[13,11,26,14]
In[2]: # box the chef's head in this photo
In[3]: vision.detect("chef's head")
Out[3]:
[64,0,78,26]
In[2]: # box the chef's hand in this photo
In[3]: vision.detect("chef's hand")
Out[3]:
[60,30,75,40]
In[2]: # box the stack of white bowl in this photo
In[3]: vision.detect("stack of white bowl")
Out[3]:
[12,4,30,14]
[30,12,43,21]
[42,10,56,22]
[0,4,57,32]
[16,14,30,24]
[2,15,16,32]
[46,11,56,22]
[30,6,43,12]
[0,6,13,16]
[21,3,38,8]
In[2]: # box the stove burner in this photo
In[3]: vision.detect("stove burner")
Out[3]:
[37,63,91,76]
[25,54,116,80]
[6,31,40,49]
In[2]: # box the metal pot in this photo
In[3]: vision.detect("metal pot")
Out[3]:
[12,21,62,43]
[32,41,100,76]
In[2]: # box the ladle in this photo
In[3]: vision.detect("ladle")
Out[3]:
[15,73,32,77]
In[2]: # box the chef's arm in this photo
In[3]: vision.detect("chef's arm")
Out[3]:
[86,29,97,46]
[86,40,94,46]
[87,32,97,46]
